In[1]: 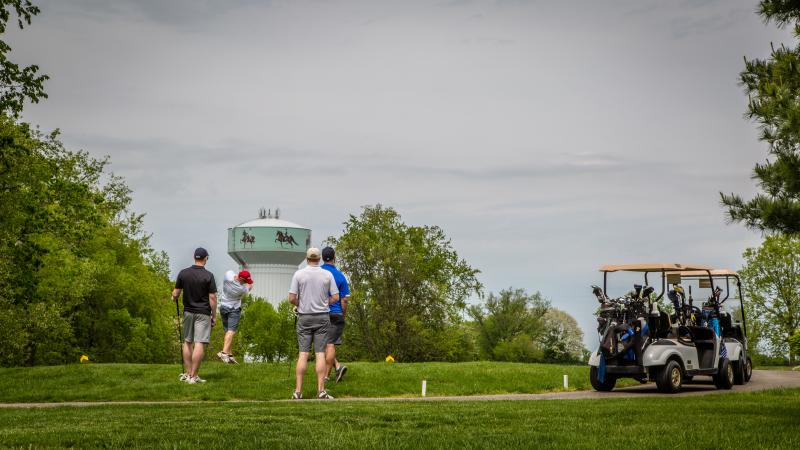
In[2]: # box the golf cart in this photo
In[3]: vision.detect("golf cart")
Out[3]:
[587,263,752,393]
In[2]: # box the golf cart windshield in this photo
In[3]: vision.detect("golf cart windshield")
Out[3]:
[665,269,748,333]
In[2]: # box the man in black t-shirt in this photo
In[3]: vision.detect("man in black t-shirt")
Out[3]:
[172,247,217,384]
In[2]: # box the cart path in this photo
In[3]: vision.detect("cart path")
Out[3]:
[0,370,797,408]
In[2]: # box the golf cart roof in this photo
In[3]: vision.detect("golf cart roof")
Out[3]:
[667,269,739,278]
[599,263,714,273]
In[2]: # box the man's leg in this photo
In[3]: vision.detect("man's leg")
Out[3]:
[315,351,327,392]
[223,331,235,355]
[325,343,336,376]
[295,352,309,393]
[314,315,331,393]
[190,343,205,377]
[182,312,194,375]
[182,341,192,374]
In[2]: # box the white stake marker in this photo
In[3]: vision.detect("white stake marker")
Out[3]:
[422,379,427,397]
[563,374,569,389]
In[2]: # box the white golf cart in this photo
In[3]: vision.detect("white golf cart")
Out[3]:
[587,264,752,393]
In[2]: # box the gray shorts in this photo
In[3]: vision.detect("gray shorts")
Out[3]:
[327,314,345,345]
[183,312,211,344]
[296,313,330,353]
[219,305,241,332]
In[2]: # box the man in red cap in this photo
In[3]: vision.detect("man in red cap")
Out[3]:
[217,269,253,364]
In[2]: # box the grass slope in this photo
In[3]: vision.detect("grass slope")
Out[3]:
[0,362,628,402]
[0,389,797,449]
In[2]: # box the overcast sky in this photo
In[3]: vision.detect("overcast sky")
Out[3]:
[10,0,792,346]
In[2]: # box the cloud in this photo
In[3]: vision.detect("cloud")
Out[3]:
[38,0,270,29]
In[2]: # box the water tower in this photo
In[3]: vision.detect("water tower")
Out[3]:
[227,208,311,306]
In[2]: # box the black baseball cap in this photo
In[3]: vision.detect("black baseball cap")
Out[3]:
[194,247,209,260]
[321,246,335,262]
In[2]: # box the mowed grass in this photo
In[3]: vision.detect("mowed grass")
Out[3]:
[0,389,797,449]
[0,362,633,402]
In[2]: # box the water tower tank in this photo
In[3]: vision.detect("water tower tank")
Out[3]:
[227,208,311,306]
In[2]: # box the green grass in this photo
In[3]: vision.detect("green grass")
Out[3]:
[0,362,635,402]
[0,389,797,448]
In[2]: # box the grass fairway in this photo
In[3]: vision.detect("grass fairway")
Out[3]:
[0,389,796,449]
[0,362,631,402]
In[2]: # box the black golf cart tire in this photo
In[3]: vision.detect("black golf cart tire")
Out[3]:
[733,359,745,385]
[744,357,753,382]
[589,366,616,392]
[655,360,683,394]
[714,358,734,390]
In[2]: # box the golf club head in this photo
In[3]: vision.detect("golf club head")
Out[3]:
[591,285,605,302]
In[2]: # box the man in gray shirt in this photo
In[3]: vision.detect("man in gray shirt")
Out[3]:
[217,269,253,364]
[289,247,339,399]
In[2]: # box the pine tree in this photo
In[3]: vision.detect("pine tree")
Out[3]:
[721,1,800,233]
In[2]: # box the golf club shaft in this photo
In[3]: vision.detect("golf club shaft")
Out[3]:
[175,298,184,374]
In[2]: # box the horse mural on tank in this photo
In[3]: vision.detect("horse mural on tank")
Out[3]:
[275,229,299,248]
[240,230,256,248]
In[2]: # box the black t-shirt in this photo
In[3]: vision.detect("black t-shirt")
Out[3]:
[175,265,217,315]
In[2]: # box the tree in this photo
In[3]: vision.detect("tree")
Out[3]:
[468,288,550,362]
[790,330,800,363]
[739,234,800,363]
[327,205,482,362]
[721,1,800,233]
[539,308,585,363]
[0,116,175,366]
[0,1,48,116]
[234,299,297,362]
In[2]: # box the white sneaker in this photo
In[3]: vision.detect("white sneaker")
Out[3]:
[187,376,206,384]
[317,390,334,399]
[227,355,239,365]
[179,373,189,382]
[217,352,230,363]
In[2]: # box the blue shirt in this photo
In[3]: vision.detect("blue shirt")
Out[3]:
[321,263,350,314]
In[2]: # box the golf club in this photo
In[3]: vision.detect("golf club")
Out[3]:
[289,307,298,379]
[174,296,184,376]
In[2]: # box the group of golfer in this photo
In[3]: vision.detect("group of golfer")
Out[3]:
[171,245,349,399]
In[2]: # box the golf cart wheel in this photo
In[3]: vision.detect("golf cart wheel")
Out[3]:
[733,359,745,385]
[714,358,734,390]
[655,360,683,394]
[744,357,753,382]
[590,366,616,392]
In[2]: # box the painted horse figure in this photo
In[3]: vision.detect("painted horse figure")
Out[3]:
[240,230,256,248]
[275,230,299,248]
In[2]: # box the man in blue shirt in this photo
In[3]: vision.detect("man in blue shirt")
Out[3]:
[321,246,350,382]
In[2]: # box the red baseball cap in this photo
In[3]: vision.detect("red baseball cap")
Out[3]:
[238,270,253,283]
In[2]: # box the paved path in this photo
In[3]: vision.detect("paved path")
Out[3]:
[0,370,797,408]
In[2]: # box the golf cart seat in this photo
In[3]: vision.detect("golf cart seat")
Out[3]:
[687,326,715,343]
[715,311,743,340]
[652,309,673,339]
[687,326,717,368]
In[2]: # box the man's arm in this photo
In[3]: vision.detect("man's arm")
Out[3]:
[172,272,183,301]
[209,293,217,325]
[288,273,299,306]
[327,271,339,305]
[341,296,348,315]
